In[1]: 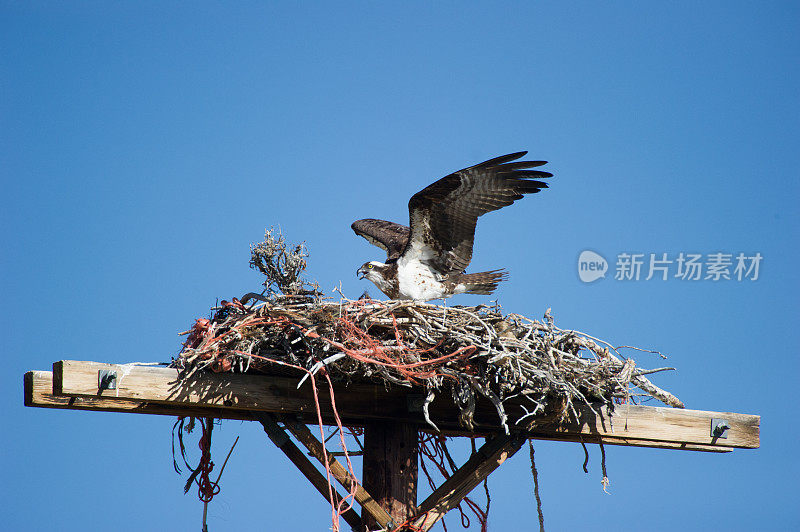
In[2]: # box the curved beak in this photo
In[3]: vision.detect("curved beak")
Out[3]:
[357,267,366,280]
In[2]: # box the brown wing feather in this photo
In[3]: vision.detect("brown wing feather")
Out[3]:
[405,151,551,274]
[351,218,410,261]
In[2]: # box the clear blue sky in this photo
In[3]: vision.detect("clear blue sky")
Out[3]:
[2,2,798,530]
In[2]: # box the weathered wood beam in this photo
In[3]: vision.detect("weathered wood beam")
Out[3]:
[524,432,733,453]
[538,404,760,450]
[412,430,531,531]
[52,360,424,424]
[25,370,259,420]
[257,413,362,531]
[28,369,736,454]
[280,417,396,530]
[41,360,759,451]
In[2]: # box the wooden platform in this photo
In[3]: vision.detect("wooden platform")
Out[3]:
[26,360,760,453]
[24,360,760,531]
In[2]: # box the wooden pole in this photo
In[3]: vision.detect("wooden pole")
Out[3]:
[362,421,418,531]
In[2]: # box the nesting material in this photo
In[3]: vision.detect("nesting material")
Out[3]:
[175,293,682,434]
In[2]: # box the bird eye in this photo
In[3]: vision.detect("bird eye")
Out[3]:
[367,264,373,269]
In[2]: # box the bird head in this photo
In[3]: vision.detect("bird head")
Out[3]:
[357,261,386,282]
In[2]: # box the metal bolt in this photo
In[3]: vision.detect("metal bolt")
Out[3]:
[711,418,730,439]
[98,369,117,391]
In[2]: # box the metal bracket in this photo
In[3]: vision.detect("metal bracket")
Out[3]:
[711,418,730,439]
[98,370,117,392]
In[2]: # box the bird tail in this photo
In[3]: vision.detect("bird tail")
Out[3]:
[457,269,509,295]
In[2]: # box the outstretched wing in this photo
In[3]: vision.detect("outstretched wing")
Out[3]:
[403,151,551,274]
[351,218,410,261]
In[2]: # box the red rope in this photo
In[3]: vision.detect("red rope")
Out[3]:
[195,418,220,503]
[225,349,357,532]
[331,312,476,384]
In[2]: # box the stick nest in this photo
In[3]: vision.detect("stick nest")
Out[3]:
[174,229,683,434]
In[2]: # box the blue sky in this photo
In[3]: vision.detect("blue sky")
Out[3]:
[2,2,798,530]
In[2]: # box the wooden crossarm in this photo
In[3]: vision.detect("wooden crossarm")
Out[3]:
[257,413,362,531]
[281,417,396,530]
[27,369,739,453]
[25,370,259,420]
[411,430,529,531]
[46,360,759,451]
[28,368,743,457]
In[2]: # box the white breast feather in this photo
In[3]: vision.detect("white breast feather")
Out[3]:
[397,254,447,300]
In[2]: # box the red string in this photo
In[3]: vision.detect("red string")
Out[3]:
[196,418,220,503]
[330,312,476,385]
[225,349,357,532]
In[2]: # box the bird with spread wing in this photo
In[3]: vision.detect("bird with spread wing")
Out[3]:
[352,151,552,301]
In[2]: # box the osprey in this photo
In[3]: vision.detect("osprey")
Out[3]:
[352,151,551,301]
